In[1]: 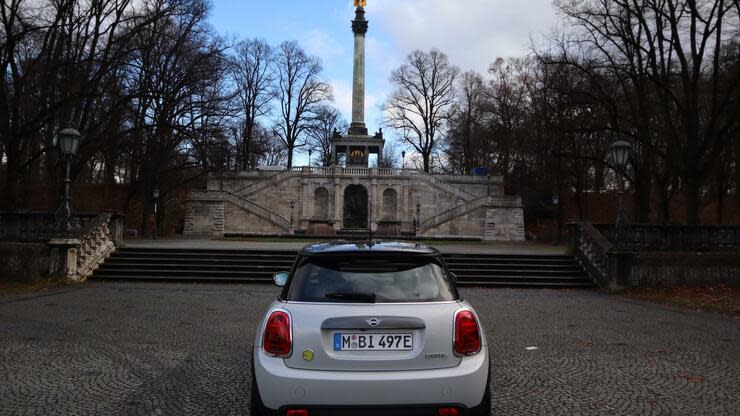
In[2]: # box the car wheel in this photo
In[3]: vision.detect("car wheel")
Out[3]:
[250,351,275,416]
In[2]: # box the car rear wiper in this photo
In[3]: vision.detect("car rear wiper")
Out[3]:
[325,292,376,303]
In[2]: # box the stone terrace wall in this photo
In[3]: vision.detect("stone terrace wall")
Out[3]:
[631,252,740,287]
[0,242,50,283]
[186,169,519,240]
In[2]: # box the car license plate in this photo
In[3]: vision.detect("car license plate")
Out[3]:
[333,333,413,351]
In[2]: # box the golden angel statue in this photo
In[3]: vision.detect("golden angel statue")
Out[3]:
[354,0,367,7]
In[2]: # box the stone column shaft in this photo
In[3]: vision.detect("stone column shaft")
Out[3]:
[352,32,365,125]
[349,7,369,136]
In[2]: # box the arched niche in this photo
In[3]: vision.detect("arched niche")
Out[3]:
[314,187,330,219]
[382,188,398,220]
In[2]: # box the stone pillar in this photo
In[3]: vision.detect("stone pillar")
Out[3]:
[334,178,342,228]
[349,7,369,136]
[606,250,634,293]
[48,238,82,281]
[212,202,225,237]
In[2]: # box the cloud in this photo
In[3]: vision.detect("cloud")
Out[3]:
[371,0,557,74]
[300,29,346,65]
[329,78,379,127]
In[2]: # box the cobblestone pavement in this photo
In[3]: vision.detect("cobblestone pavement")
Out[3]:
[0,282,738,415]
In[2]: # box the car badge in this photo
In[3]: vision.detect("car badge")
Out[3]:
[366,318,382,327]
[302,349,314,362]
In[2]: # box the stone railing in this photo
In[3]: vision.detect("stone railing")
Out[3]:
[230,167,481,201]
[234,169,300,197]
[76,214,119,279]
[408,170,476,201]
[190,189,291,230]
[48,213,125,282]
[1,211,100,242]
[420,195,521,232]
[593,224,740,252]
[568,222,613,287]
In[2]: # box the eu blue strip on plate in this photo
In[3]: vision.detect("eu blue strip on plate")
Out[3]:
[333,333,342,351]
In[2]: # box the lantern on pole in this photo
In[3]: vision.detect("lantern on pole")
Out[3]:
[608,139,632,248]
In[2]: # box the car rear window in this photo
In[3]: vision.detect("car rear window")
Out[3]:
[285,255,458,303]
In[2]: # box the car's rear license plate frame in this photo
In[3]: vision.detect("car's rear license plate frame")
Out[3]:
[333,333,413,351]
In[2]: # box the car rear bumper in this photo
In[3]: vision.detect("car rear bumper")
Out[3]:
[253,347,489,410]
[276,405,475,416]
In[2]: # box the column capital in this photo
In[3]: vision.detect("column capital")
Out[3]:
[352,7,368,35]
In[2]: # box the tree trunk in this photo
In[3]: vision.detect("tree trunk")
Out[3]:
[683,175,701,224]
[716,175,725,225]
[633,160,652,223]
[735,138,740,204]
[657,179,671,225]
[422,147,432,172]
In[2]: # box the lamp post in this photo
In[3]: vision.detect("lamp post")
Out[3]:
[55,128,81,235]
[153,187,160,239]
[308,148,313,167]
[608,139,632,248]
[402,151,406,169]
[552,193,560,246]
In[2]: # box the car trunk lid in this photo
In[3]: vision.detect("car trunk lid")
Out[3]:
[283,302,462,371]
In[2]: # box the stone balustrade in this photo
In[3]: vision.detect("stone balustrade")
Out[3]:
[568,222,613,287]
[48,213,124,282]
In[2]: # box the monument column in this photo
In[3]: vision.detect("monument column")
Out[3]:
[349,4,369,136]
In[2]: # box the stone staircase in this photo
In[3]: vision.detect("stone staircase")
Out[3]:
[233,168,301,197]
[409,170,476,202]
[419,195,522,234]
[188,189,291,231]
[92,247,594,288]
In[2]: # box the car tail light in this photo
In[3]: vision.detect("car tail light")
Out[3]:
[286,410,308,416]
[454,309,481,356]
[438,407,460,416]
[263,311,291,357]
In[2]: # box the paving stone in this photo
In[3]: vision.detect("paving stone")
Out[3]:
[0,283,738,415]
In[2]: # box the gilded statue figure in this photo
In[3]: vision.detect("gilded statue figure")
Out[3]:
[354,0,367,7]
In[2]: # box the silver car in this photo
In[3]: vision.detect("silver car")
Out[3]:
[251,241,490,416]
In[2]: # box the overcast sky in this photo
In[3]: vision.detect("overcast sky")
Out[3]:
[209,0,558,151]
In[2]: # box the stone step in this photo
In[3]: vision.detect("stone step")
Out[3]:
[92,247,595,288]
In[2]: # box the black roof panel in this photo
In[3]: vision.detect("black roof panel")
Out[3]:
[299,240,439,255]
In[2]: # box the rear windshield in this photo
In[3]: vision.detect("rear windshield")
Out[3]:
[285,255,458,303]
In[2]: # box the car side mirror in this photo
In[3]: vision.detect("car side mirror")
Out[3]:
[273,272,289,287]
[449,272,457,284]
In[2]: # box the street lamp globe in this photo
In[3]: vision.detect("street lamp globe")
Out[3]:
[153,188,160,199]
[609,140,632,169]
[58,128,81,157]
[552,194,559,206]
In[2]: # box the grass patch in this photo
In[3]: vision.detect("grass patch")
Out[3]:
[624,285,740,317]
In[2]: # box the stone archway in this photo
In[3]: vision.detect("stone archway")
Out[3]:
[343,184,368,229]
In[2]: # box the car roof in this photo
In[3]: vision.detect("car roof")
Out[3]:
[299,240,440,256]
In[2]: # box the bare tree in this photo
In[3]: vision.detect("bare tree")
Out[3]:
[446,70,487,173]
[378,140,401,169]
[306,105,347,167]
[550,0,740,223]
[272,41,332,168]
[384,49,459,172]
[230,38,275,170]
